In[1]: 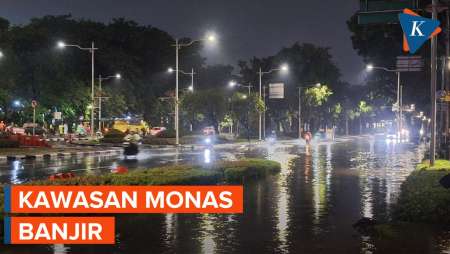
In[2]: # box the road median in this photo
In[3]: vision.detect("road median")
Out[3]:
[393,159,450,224]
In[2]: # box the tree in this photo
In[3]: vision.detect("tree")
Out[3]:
[238,42,342,134]
[181,89,228,132]
[357,100,373,134]
[0,15,205,128]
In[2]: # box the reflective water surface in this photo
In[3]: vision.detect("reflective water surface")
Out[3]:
[2,136,450,253]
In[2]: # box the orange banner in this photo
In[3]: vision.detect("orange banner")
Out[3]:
[6,185,243,214]
[5,217,115,244]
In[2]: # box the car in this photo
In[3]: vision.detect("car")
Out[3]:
[202,126,215,136]
[150,127,166,136]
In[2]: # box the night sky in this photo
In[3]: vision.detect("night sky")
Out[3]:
[0,0,364,84]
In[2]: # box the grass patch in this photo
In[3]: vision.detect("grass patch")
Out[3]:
[27,159,280,186]
[393,160,450,224]
[416,159,450,171]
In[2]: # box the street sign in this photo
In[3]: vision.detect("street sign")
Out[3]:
[396,56,423,72]
[269,83,284,99]
[31,100,38,108]
[358,0,418,25]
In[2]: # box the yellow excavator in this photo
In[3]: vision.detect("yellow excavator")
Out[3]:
[108,118,150,135]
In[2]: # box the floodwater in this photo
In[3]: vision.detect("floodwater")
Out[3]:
[2,136,450,253]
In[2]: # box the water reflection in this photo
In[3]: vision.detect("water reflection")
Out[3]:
[2,138,449,254]
[0,147,231,183]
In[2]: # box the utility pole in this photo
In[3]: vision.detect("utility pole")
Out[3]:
[431,0,438,165]
[397,71,402,143]
[98,75,103,132]
[90,42,95,137]
[446,9,450,147]
[175,39,180,146]
[298,87,302,139]
[400,84,403,139]
[440,56,446,149]
[258,68,262,141]
[263,86,266,139]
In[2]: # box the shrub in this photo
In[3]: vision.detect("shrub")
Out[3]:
[393,161,450,224]
[101,129,125,143]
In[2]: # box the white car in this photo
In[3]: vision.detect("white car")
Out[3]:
[150,127,166,136]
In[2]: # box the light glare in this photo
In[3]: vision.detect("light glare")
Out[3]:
[57,41,66,48]
[206,33,217,42]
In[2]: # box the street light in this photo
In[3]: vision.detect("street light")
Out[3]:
[0,51,4,58]
[298,82,321,139]
[257,63,289,140]
[229,80,252,96]
[57,40,98,137]
[172,33,217,145]
[366,64,403,142]
[206,33,217,43]
[168,67,196,92]
[97,73,122,131]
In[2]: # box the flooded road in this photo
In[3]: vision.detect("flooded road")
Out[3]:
[2,136,450,253]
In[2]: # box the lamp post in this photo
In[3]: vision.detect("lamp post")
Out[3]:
[366,64,402,140]
[168,67,195,92]
[97,73,121,131]
[57,41,98,137]
[229,80,252,96]
[169,67,196,132]
[229,81,253,136]
[257,64,288,141]
[172,33,216,145]
[298,83,321,139]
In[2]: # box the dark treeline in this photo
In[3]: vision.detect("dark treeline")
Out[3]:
[0,15,378,136]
